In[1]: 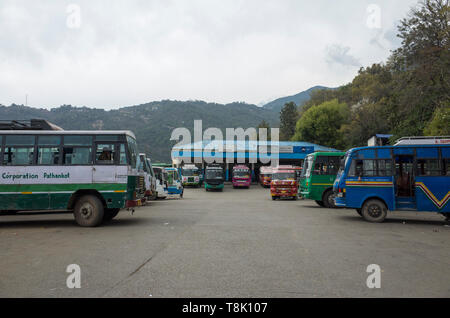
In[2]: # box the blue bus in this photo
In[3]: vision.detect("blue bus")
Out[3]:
[333,137,450,223]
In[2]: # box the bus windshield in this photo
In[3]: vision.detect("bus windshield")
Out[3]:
[206,169,223,179]
[273,172,296,180]
[337,154,349,177]
[138,155,149,173]
[301,156,314,178]
[126,136,139,169]
[182,169,199,176]
[146,159,155,177]
[233,169,249,177]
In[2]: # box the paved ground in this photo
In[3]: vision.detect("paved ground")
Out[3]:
[0,184,449,298]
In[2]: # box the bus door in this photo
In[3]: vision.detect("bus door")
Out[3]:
[394,153,416,208]
[93,142,118,182]
[414,147,449,212]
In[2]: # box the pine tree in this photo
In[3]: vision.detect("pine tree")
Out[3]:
[279,102,298,141]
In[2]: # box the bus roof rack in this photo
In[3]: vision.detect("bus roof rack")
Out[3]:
[0,119,63,131]
[394,136,450,146]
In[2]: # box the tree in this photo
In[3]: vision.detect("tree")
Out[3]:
[292,99,350,150]
[279,102,298,141]
[424,106,450,135]
[387,0,450,138]
[257,120,271,141]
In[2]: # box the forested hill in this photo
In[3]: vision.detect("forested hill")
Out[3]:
[0,100,280,162]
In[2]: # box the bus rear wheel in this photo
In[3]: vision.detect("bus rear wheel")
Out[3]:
[361,199,387,223]
[103,208,120,222]
[322,190,337,209]
[73,195,104,227]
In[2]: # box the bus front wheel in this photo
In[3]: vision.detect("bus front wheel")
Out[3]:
[322,190,337,209]
[315,200,325,207]
[73,195,104,227]
[103,208,120,222]
[361,199,387,223]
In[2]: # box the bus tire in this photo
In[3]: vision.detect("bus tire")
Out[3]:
[322,190,337,209]
[103,208,120,222]
[361,199,387,223]
[73,195,104,227]
[315,200,325,207]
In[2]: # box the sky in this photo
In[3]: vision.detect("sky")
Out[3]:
[0,0,420,109]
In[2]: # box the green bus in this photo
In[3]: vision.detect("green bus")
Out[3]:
[0,130,145,227]
[299,151,345,208]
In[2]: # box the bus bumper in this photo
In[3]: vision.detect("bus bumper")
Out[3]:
[299,191,310,199]
[126,199,143,208]
[334,196,346,207]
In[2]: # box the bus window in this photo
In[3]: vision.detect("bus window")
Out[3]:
[362,160,376,176]
[349,159,377,177]
[62,136,93,164]
[327,156,341,175]
[63,147,92,165]
[64,135,93,146]
[96,135,119,142]
[4,135,35,165]
[38,135,61,146]
[444,158,450,176]
[377,159,393,176]
[416,159,441,176]
[313,156,328,175]
[96,144,116,164]
[119,144,127,165]
[38,147,60,165]
[4,147,34,165]
[37,135,61,165]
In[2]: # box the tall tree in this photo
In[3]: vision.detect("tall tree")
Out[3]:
[292,99,350,150]
[387,0,450,138]
[257,120,271,141]
[279,102,298,141]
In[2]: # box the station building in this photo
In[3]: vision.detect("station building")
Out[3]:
[171,140,339,181]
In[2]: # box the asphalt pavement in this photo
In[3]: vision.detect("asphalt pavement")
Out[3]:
[0,184,449,297]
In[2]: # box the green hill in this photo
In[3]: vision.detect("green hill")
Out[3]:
[0,101,280,162]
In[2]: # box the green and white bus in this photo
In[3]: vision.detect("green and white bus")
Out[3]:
[299,151,345,208]
[0,130,145,227]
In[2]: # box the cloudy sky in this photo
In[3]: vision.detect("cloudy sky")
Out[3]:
[0,0,419,109]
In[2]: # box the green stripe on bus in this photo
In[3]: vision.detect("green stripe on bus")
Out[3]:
[0,183,127,192]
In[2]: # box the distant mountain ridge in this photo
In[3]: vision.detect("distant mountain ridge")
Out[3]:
[262,86,333,112]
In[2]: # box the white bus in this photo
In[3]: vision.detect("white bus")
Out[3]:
[0,130,145,226]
